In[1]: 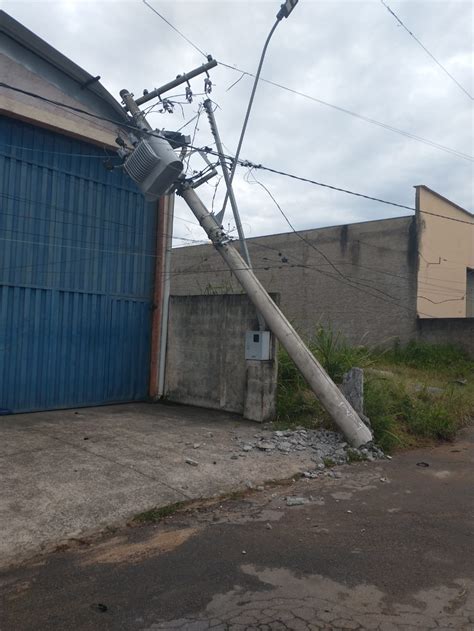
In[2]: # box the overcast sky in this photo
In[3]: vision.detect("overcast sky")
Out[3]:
[4,0,473,245]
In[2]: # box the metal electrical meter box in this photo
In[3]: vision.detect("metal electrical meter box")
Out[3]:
[245,331,272,360]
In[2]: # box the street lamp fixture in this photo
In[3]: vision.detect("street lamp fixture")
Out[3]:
[277,0,299,20]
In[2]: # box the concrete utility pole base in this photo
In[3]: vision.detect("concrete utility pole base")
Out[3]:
[179,186,372,448]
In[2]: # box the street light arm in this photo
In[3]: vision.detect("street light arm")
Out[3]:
[220,18,280,217]
[221,1,299,217]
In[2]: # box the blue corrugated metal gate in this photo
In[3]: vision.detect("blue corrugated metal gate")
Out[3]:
[0,116,157,413]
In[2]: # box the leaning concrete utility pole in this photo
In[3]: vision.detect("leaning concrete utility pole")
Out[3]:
[203,99,251,265]
[178,185,372,448]
[117,56,372,447]
[203,98,266,331]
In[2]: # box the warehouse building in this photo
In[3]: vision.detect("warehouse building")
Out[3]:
[0,11,170,413]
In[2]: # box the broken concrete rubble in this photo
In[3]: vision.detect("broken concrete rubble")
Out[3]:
[236,427,385,471]
[286,496,309,506]
[257,441,276,451]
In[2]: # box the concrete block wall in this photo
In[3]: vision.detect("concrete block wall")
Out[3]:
[165,294,278,420]
[417,318,474,358]
[171,216,418,348]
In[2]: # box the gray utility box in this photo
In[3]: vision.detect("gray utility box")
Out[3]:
[245,331,272,361]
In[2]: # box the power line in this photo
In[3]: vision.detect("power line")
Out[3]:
[249,242,468,299]
[417,209,473,226]
[0,241,209,280]
[0,81,132,128]
[1,81,471,222]
[243,162,473,223]
[2,168,465,310]
[0,224,204,254]
[172,259,463,307]
[141,0,208,58]
[218,61,473,162]
[225,72,246,92]
[242,177,468,300]
[174,214,200,227]
[0,191,137,229]
[0,190,197,238]
[247,236,468,293]
[170,250,438,317]
[139,3,473,162]
[248,172,347,280]
[380,0,473,101]
[170,241,466,313]
[176,111,201,132]
[0,226,464,313]
[247,171,412,303]
[0,143,113,158]
[185,104,203,173]
[247,164,416,212]
[205,153,473,224]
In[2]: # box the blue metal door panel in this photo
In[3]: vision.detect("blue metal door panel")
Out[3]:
[0,116,156,413]
[106,298,152,402]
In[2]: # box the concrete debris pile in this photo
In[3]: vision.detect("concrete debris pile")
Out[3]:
[237,427,385,471]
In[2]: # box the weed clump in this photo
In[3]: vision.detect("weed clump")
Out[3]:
[276,326,372,428]
[133,502,186,524]
[276,330,474,452]
[310,326,373,383]
[364,340,473,451]
[381,340,471,374]
[276,348,326,428]
[346,448,367,463]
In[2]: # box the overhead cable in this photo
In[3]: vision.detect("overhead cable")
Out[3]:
[1,82,472,222]
[380,0,473,100]
[140,2,473,161]
[141,0,208,58]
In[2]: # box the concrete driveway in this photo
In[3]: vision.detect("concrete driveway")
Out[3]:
[0,403,316,568]
[1,425,473,630]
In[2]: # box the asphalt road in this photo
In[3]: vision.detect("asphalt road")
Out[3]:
[1,427,473,631]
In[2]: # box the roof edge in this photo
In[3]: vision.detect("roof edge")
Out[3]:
[0,10,127,122]
[172,214,415,250]
[414,185,473,218]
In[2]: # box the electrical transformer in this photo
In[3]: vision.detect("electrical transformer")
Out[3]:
[123,134,183,200]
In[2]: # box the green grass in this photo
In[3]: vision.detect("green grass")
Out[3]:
[275,347,326,428]
[132,501,186,524]
[367,341,474,451]
[276,329,474,452]
[276,326,373,429]
[346,448,368,463]
[379,340,472,374]
[365,379,472,452]
[310,326,373,383]
[363,379,410,451]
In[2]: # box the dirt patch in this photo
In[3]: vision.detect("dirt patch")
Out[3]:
[80,527,199,566]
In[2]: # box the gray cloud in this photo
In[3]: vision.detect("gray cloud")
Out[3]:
[4,0,473,245]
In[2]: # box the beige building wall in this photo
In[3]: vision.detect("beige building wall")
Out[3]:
[416,186,474,318]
